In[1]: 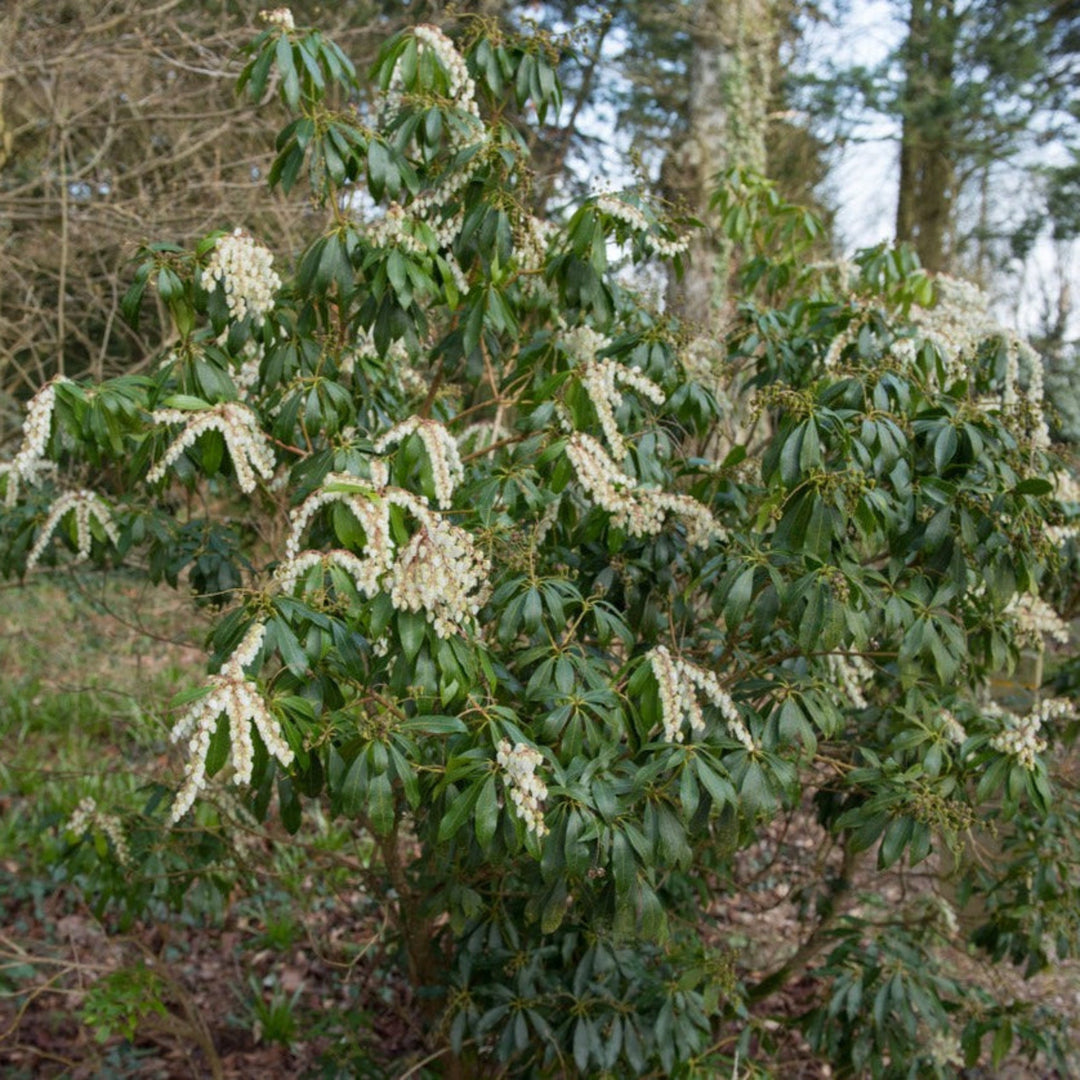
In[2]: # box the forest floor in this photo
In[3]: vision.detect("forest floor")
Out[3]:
[1,575,1078,1078]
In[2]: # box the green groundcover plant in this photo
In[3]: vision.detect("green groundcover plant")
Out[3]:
[4,8,1080,1077]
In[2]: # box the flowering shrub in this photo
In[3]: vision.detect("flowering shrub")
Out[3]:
[4,11,1080,1078]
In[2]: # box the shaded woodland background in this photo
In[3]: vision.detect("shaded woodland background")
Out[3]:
[3,0,1077,411]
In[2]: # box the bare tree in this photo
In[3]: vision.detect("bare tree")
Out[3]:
[0,0,393,421]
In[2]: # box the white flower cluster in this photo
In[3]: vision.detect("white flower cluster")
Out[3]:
[274,546,389,601]
[147,402,275,493]
[364,204,429,256]
[365,27,497,279]
[202,229,281,324]
[390,514,491,638]
[822,315,866,373]
[1,378,64,506]
[517,214,556,274]
[566,433,724,548]
[259,7,294,31]
[648,645,753,749]
[988,697,1072,771]
[563,325,610,365]
[229,338,264,397]
[26,489,120,570]
[825,278,1055,446]
[388,138,485,256]
[496,739,548,839]
[680,336,723,385]
[379,24,482,157]
[923,1029,964,1070]
[1001,339,1052,450]
[902,276,1052,444]
[284,471,395,568]
[825,652,875,709]
[579,357,666,460]
[168,621,294,823]
[414,25,479,119]
[286,469,490,637]
[940,710,968,746]
[1005,591,1070,648]
[66,795,130,867]
[339,328,409,378]
[595,193,689,258]
[374,416,463,508]
[1053,468,1080,506]
[912,274,998,385]
[1048,468,1080,545]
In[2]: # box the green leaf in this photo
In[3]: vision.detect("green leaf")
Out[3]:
[340,754,365,817]
[724,566,755,630]
[204,714,230,778]
[270,618,309,677]
[367,140,393,201]
[398,714,467,736]
[437,781,483,842]
[1012,477,1053,495]
[278,775,302,833]
[878,814,913,869]
[160,394,211,411]
[541,879,568,934]
[276,35,300,108]
[397,610,426,662]
[475,775,499,850]
[933,424,958,473]
[368,772,395,835]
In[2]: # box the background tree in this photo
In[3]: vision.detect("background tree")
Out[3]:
[813,0,1080,277]
[0,0,405,407]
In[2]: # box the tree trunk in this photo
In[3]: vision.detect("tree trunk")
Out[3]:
[665,0,775,327]
[895,0,957,273]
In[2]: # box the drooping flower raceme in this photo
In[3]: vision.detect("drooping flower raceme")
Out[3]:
[988,698,1072,771]
[1005,591,1070,648]
[284,472,397,587]
[26,489,120,570]
[167,621,294,823]
[414,24,479,117]
[1047,468,1080,545]
[595,193,689,259]
[379,24,481,141]
[285,469,490,638]
[273,547,392,602]
[147,402,276,493]
[567,433,725,548]
[648,645,753,750]
[578,355,666,461]
[389,511,491,638]
[825,652,876,710]
[366,24,489,268]
[374,416,464,509]
[821,275,1053,451]
[497,739,548,839]
[66,795,130,867]
[1,378,65,506]
[202,228,281,324]
[940,710,968,746]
